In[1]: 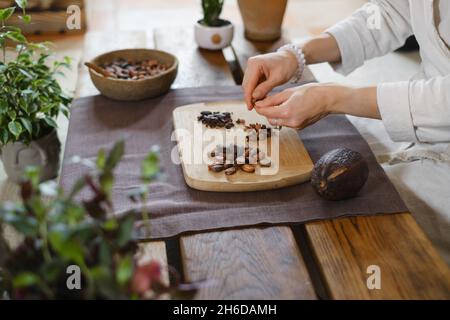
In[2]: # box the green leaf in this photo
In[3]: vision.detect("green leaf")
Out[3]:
[19,118,32,134]
[60,104,70,118]
[6,31,27,43]
[104,140,125,172]
[7,110,16,120]
[18,67,32,78]
[96,149,106,170]
[64,56,72,65]
[40,260,65,284]
[20,14,31,24]
[99,172,113,196]
[116,255,133,286]
[0,7,15,21]
[49,232,85,266]
[12,272,39,288]
[27,194,47,220]
[42,116,57,128]
[0,128,9,145]
[24,166,40,186]
[141,148,160,183]
[98,242,112,266]
[8,121,22,138]
[15,0,27,9]
[3,211,38,237]
[102,218,118,231]
[117,215,135,248]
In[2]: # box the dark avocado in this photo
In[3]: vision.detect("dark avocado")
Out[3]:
[311,148,369,201]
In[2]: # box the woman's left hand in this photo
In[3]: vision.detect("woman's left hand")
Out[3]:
[253,84,380,129]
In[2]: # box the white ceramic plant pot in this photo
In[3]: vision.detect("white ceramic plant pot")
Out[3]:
[0,129,61,184]
[194,19,234,50]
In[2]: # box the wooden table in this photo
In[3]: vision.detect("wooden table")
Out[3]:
[75,25,450,300]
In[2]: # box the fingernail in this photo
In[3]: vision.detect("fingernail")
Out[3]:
[252,90,261,99]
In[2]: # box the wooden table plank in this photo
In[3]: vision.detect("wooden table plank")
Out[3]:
[154,27,235,88]
[232,31,450,299]
[154,25,316,300]
[181,227,316,299]
[136,242,169,285]
[306,213,450,299]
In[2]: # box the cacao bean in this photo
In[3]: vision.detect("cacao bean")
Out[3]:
[240,164,255,173]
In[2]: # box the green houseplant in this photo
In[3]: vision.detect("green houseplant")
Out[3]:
[0,0,72,183]
[0,140,199,299]
[194,0,234,50]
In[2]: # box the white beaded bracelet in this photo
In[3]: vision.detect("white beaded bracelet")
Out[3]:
[277,43,306,83]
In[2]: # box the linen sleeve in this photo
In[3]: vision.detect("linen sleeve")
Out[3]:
[377,75,450,142]
[325,0,413,75]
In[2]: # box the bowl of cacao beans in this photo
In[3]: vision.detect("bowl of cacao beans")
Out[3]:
[86,49,178,101]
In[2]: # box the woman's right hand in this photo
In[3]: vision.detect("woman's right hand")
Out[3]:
[242,51,298,110]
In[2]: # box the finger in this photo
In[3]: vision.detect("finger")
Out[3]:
[254,103,290,119]
[242,63,263,110]
[267,118,283,127]
[267,117,299,128]
[254,90,291,108]
[252,78,277,101]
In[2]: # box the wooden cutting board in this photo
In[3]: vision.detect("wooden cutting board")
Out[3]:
[173,101,314,192]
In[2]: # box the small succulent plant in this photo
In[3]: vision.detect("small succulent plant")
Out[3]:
[201,0,225,26]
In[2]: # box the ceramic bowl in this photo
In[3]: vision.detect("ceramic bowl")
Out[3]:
[88,49,178,101]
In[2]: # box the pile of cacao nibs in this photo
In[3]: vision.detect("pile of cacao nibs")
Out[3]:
[208,144,272,175]
[100,58,169,80]
[244,123,272,141]
[197,111,235,129]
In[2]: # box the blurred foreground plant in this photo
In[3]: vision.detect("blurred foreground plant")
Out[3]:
[0,140,199,299]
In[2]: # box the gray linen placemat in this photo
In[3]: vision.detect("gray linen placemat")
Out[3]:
[60,86,407,239]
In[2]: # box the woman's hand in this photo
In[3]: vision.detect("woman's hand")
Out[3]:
[242,51,298,110]
[254,84,381,129]
[241,34,342,111]
[254,84,331,129]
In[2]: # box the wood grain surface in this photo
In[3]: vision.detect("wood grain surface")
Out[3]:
[154,27,234,88]
[306,213,450,299]
[173,101,313,192]
[136,241,169,283]
[181,227,316,299]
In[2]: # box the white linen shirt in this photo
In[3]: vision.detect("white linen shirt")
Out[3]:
[326,0,450,143]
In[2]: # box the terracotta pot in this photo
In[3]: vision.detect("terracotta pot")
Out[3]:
[0,129,61,183]
[238,0,288,41]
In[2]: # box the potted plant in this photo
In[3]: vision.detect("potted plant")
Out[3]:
[0,1,72,183]
[0,140,200,299]
[194,0,234,50]
[238,0,288,41]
